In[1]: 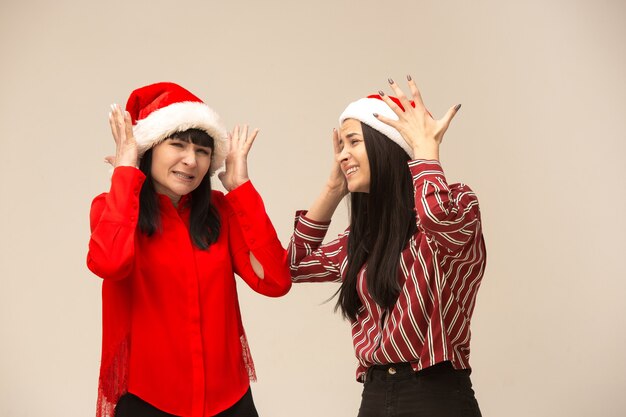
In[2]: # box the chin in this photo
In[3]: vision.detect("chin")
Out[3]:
[348,183,368,194]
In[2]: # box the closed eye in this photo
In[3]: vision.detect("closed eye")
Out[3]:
[168,140,184,148]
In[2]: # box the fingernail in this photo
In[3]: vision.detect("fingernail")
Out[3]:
[108,112,112,118]
[378,90,385,96]
[110,104,115,111]
[388,78,394,84]
[373,113,379,117]
[454,104,462,111]
[406,74,412,81]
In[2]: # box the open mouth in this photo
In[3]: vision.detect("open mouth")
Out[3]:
[173,171,195,181]
[345,166,359,177]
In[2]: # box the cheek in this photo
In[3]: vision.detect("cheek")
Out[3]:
[150,148,169,174]
[197,157,211,177]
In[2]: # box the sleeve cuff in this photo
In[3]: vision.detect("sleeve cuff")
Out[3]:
[224,180,261,215]
[408,159,445,181]
[293,212,330,244]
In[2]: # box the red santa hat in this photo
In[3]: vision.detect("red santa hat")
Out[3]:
[339,94,415,158]
[125,82,229,175]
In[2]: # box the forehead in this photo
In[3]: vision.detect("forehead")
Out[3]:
[339,118,363,138]
[168,136,212,149]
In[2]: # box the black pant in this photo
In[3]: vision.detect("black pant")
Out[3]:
[114,387,259,417]
[357,361,482,417]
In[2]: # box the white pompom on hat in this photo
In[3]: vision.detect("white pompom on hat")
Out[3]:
[125,82,229,176]
[339,94,415,158]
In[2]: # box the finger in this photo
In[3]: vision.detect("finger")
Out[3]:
[108,109,120,145]
[405,75,426,112]
[377,89,405,120]
[372,111,401,130]
[387,78,413,113]
[113,104,126,141]
[440,104,461,133]
[241,125,249,149]
[104,156,115,166]
[242,128,259,154]
[332,128,341,155]
[231,125,240,151]
[123,110,135,144]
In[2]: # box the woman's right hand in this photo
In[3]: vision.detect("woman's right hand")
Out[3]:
[326,128,348,198]
[303,129,348,223]
[105,103,138,168]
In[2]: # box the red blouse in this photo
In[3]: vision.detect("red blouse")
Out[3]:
[88,166,291,417]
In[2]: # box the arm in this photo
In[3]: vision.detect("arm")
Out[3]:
[87,166,145,280]
[218,125,291,296]
[375,76,480,251]
[410,160,481,252]
[87,104,143,279]
[288,212,348,283]
[225,181,291,297]
[287,128,350,282]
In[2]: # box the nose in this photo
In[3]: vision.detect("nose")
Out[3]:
[182,148,197,167]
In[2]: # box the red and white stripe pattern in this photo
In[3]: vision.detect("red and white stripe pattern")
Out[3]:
[288,160,486,381]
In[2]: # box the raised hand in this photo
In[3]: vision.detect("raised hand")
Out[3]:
[218,125,259,191]
[374,76,461,161]
[105,103,138,168]
[328,128,349,197]
[302,129,348,223]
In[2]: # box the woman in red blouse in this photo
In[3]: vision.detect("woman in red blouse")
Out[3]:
[88,82,291,417]
[288,77,486,416]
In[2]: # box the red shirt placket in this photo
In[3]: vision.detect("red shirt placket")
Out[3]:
[176,204,206,417]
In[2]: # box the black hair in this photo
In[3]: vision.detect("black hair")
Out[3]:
[336,122,417,321]
[137,128,220,250]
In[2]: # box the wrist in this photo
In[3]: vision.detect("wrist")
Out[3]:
[231,177,250,191]
[412,145,439,161]
[323,183,347,200]
[116,162,138,168]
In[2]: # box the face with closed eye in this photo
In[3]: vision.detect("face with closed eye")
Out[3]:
[338,119,370,193]
[150,137,212,204]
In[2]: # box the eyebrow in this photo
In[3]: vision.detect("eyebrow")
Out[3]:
[194,144,212,151]
[344,132,361,138]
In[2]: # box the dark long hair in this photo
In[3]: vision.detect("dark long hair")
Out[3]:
[137,128,220,250]
[336,123,417,321]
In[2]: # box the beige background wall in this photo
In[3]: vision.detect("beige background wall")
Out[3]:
[1,0,625,416]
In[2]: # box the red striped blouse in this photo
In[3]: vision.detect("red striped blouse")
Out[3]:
[288,160,486,381]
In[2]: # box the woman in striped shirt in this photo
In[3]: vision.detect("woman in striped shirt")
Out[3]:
[288,77,486,417]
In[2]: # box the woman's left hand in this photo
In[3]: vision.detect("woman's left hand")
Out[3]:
[374,76,461,161]
[218,125,259,191]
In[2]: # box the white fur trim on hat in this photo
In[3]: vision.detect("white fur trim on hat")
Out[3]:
[339,98,413,158]
[133,101,229,175]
